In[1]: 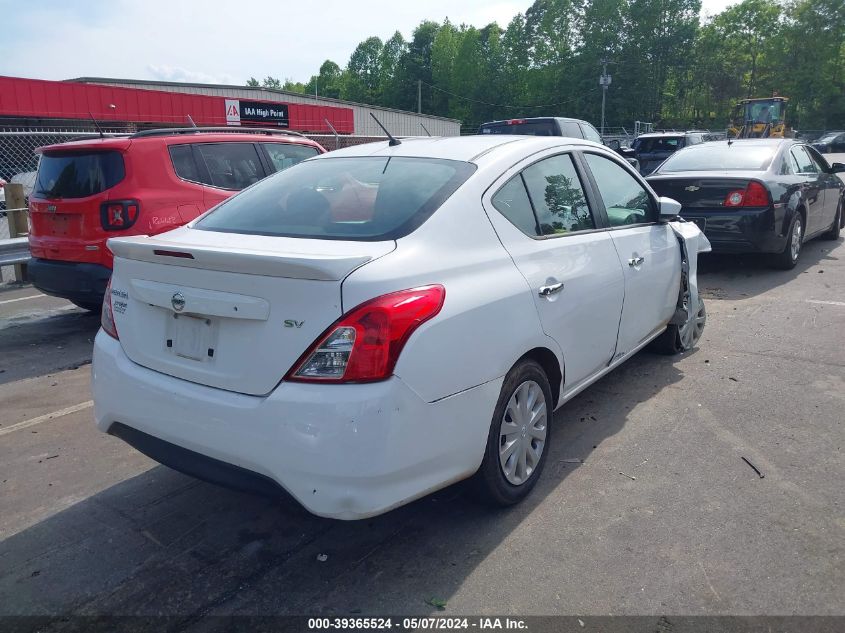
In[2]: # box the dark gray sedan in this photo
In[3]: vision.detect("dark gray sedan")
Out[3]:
[647,139,844,268]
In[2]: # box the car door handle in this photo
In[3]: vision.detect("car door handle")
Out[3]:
[538,282,564,297]
[628,256,645,267]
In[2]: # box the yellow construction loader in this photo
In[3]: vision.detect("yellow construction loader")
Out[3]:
[728,97,793,138]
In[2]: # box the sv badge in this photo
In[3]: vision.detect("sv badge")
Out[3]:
[284,320,304,329]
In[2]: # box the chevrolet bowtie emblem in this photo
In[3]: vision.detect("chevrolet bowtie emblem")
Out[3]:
[684,185,700,192]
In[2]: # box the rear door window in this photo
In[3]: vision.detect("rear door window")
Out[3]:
[196,143,266,190]
[558,121,582,138]
[261,143,320,172]
[521,154,595,235]
[169,145,201,182]
[790,146,818,174]
[34,151,125,199]
[491,175,539,237]
[580,123,603,143]
[195,156,475,241]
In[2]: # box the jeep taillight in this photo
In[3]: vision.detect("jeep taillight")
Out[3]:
[100,200,140,231]
[286,285,445,383]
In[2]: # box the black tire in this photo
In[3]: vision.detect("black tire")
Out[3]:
[471,359,553,507]
[650,296,707,355]
[821,198,842,240]
[71,299,103,312]
[770,212,804,270]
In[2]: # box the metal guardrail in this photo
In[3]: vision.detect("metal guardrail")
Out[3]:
[0,236,29,266]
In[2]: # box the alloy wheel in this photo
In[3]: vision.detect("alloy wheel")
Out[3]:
[679,297,706,349]
[791,217,803,261]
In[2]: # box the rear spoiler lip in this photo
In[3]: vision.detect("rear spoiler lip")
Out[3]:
[107,235,381,282]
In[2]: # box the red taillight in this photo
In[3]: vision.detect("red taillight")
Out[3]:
[286,285,445,383]
[100,200,140,231]
[507,119,526,125]
[101,277,119,340]
[724,181,770,207]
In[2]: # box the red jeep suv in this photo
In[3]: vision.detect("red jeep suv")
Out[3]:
[28,127,325,310]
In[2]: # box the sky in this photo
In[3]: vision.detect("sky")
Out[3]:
[0,0,738,86]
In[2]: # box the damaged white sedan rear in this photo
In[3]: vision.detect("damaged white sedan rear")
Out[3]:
[92,136,710,519]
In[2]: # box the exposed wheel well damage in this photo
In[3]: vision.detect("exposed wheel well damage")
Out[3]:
[519,347,562,408]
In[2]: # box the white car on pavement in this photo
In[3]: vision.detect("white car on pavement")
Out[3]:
[92,135,710,519]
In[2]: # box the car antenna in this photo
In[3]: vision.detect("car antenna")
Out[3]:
[186,115,198,128]
[420,122,432,137]
[370,113,401,146]
[88,112,105,138]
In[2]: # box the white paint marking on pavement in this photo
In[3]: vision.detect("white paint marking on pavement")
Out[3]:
[0,401,94,437]
[0,294,48,306]
[806,299,845,307]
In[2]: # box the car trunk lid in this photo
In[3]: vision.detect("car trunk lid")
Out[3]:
[108,227,395,395]
[647,176,759,209]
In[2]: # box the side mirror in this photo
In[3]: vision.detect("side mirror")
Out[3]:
[830,162,845,173]
[658,196,682,222]
[607,139,620,150]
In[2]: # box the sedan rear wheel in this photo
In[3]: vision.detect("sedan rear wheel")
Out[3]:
[771,213,804,270]
[472,359,552,506]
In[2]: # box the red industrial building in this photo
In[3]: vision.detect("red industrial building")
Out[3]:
[0,75,354,133]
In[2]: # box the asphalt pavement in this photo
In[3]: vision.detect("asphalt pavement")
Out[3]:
[0,236,843,625]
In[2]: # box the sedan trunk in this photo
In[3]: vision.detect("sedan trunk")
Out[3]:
[107,227,394,395]
[647,176,756,208]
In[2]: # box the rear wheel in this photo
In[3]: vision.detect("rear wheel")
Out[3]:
[770,213,803,270]
[472,359,552,506]
[822,199,842,240]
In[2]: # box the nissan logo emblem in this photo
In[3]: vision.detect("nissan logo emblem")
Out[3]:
[171,292,186,312]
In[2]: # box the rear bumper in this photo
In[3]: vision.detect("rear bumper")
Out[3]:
[27,258,111,305]
[680,207,785,254]
[92,332,501,520]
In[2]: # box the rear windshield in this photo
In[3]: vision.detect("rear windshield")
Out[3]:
[195,157,476,241]
[633,137,684,153]
[34,151,125,199]
[656,144,776,173]
[480,120,558,136]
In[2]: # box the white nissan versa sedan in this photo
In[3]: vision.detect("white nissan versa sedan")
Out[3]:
[92,135,710,520]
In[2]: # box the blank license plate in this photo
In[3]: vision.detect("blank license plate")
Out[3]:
[173,314,212,361]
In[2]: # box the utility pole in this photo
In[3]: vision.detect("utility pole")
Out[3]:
[417,79,422,114]
[599,59,612,138]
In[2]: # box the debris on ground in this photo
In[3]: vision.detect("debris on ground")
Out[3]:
[316,553,328,562]
[741,456,764,478]
[426,597,447,610]
[619,471,636,481]
[729,377,738,382]
[560,458,583,464]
